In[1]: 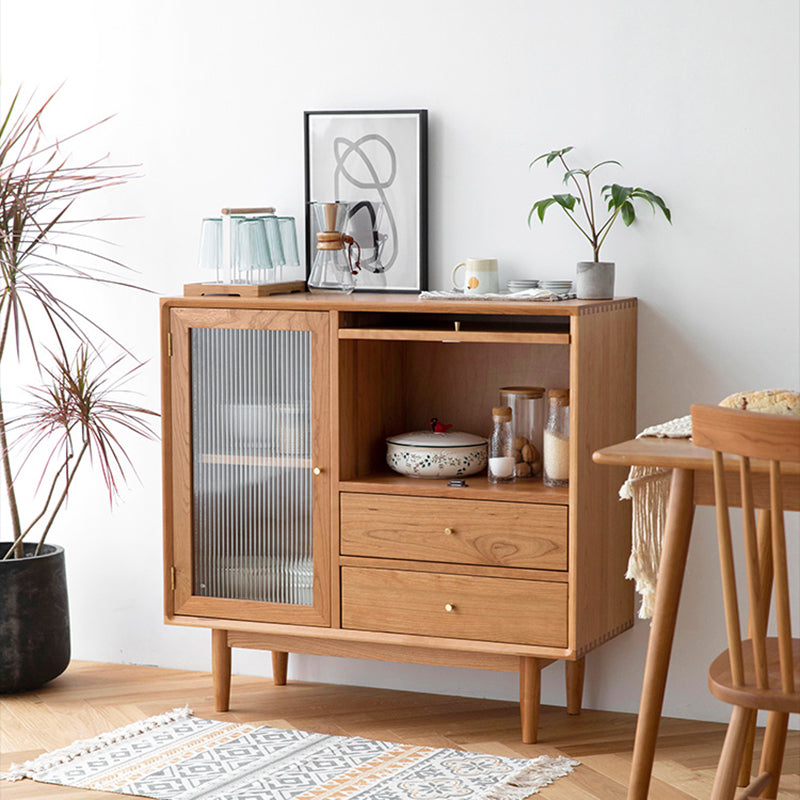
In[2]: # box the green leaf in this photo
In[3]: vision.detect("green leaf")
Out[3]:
[587,159,622,175]
[606,183,632,209]
[528,198,557,225]
[621,201,636,226]
[634,189,672,223]
[553,193,578,211]
[529,146,573,168]
[562,168,588,185]
[629,190,655,215]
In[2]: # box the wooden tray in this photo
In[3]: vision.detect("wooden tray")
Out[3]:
[183,281,307,297]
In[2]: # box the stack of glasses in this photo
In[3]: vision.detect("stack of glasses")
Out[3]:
[198,209,301,286]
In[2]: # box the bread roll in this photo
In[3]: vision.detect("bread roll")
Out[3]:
[718,389,799,416]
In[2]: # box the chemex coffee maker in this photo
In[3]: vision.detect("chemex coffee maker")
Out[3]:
[307,202,361,293]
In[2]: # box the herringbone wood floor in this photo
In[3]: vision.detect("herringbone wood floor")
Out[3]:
[1,661,798,799]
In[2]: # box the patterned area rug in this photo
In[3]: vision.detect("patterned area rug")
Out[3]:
[2,707,578,799]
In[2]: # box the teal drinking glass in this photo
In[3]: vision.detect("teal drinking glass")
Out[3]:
[198,217,223,282]
[231,217,273,283]
[263,215,285,279]
[278,216,300,267]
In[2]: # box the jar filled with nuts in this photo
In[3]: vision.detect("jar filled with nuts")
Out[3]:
[499,386,544,478]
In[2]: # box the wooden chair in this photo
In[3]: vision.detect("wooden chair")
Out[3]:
[691,404,800,800]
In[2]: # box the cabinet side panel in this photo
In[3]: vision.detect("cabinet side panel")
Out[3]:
[161,301,176,619]
[570,302,637,655]
[329,312,342,627]
[169,310,195,613]
[338,340,407,480]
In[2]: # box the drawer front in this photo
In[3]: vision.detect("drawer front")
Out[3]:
[341,566,568,647]
[340,493,567,570]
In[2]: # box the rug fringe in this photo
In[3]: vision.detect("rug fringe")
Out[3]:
[481,755,580,799]
[0,706,193,782]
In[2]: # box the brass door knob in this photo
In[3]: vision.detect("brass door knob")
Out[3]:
[312,467,322,476]
[444,527,454,535]
[444,603,455,612]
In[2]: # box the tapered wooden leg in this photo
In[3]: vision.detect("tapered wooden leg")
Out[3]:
[520,656,541,744]
[271,650,288,686]
[627,468,695,800]
[737,720,757,788]
[757,711,790,799]
[711,706,756,800]
[212,629,231,712]
[565,657,585,715]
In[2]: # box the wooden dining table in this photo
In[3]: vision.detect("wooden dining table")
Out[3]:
[593,435,800,800]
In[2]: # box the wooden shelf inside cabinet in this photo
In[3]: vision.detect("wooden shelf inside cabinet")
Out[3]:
[338,328,570,345]
[338,473,569,504]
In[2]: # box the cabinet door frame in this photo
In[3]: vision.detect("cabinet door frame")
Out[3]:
[166,306,331,627]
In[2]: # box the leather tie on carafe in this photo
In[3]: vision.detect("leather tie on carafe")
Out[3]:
[342,235,361,275]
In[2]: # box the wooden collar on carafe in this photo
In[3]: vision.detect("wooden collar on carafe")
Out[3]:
[317,231,345,250]
[317,202,345,250]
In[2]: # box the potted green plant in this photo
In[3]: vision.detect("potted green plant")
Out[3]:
[528,146,671,299]
[0,89,156,692]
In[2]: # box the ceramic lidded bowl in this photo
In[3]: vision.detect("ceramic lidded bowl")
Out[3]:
[386,430,488,478]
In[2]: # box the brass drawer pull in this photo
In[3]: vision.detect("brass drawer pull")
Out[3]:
[444,527,454,535]
[444,603,455,612]
[313,467,322,476]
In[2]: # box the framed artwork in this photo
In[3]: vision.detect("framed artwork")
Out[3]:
[304,109,428,293]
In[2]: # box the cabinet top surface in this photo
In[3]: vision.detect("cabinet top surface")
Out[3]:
[162,291,636,317]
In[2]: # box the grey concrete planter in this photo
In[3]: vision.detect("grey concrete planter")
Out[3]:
[0,543,70,693]
[576,261,615,299]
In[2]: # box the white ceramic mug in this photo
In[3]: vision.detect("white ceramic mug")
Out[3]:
[452,258,499,294]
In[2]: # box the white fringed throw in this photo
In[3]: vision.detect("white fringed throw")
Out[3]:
[619,415,692,619]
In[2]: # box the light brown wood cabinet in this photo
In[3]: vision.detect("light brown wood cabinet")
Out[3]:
[161,293,636,742]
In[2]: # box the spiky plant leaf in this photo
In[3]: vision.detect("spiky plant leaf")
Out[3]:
[0,88,156,559]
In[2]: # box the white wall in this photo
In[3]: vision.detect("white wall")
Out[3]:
[1,0,798,725]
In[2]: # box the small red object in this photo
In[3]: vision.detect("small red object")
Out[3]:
[429,417,453,433]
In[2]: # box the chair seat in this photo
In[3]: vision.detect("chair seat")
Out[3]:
[708,637,800,713]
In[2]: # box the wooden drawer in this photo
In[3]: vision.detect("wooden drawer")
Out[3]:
[341,566,568,647]
[340,493,567,570]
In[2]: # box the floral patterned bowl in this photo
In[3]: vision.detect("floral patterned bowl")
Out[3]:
[386,430,488,479]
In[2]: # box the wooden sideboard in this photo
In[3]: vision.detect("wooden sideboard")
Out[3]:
[160,292,637,742]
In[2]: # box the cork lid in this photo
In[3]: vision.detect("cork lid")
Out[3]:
[548,388,570,406]
[492,406,512,421]
[500,386,545,398]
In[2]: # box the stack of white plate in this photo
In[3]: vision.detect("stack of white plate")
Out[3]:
[540,280,574,294]
[506,279,540,292]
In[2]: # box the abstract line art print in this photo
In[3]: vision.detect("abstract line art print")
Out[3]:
[305,110,428,292]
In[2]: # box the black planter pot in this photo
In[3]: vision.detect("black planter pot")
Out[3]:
[0,543,70,693]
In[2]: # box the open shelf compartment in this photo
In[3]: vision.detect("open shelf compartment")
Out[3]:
[337,327,570,500]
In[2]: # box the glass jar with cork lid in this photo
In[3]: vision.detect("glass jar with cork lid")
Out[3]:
[488,406,515,483]
[499,386,544,478]
[543,389,570,487]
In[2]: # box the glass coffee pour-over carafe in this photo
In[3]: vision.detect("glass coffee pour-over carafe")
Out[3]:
[307,202,361,293]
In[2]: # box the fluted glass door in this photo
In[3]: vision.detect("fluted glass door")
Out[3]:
[169,309,330,626]
[192,327,312,605]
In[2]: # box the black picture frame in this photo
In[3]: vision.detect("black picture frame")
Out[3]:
[304,109,428,293]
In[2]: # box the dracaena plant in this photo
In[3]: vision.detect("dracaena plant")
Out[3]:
[0,88,157,560]
[528,146,671,262]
